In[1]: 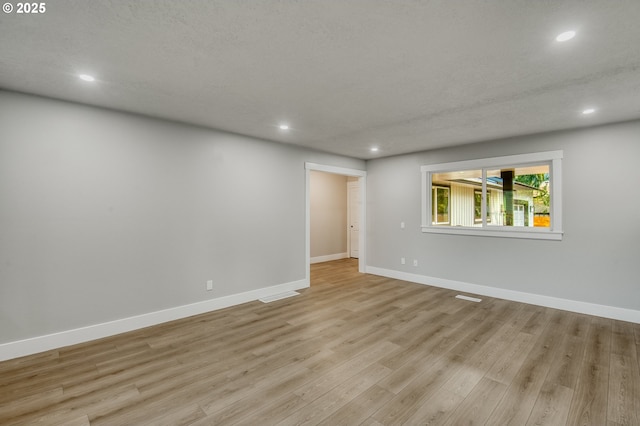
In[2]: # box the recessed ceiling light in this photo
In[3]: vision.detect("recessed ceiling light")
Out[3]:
[582,108,596,115]
[78,74,95,82]
[556,30,576,42]
[279,124,290,130]
[370,147,379,152]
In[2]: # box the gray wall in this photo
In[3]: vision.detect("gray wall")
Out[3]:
[310,171,348,258]
[366,120,640,311]
[0,91,364,343]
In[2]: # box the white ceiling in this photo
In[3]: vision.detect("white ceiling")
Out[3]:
[1,1,639,159]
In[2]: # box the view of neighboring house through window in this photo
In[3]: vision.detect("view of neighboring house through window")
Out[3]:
[421,151,562,240]
[486,165,550,228]
[430,165,549,227]
[431,169,482,227]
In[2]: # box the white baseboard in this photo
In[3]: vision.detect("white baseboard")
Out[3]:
[366,266,640,324]
[310,252,349,264]
[0,279,309,362]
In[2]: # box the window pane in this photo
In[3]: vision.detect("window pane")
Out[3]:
[432,186,450,224]
[437,187,449,223]
[432,170,482,226]
[486,164,550,227]
[474,190,490,224]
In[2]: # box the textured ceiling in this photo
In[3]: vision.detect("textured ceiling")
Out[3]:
[1,1,640,159]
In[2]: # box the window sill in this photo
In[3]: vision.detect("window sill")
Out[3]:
[421,225,563,240]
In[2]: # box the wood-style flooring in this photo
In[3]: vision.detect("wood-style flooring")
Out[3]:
[1,258,639,425]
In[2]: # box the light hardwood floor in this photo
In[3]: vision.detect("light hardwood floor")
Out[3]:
[1,259,639,425]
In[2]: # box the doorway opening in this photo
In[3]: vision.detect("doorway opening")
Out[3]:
[310,258,359,286]
[305,163,366,287]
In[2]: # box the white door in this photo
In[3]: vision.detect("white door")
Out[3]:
[348,181,360,258]
[514,204,525,226]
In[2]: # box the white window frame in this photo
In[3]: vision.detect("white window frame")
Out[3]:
[421,151,563,240]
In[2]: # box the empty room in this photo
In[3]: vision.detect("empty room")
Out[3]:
[1,1,639,425]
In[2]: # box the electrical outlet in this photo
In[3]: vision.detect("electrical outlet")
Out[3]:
[401,257,405,265]
[413,259,418,267]
[400,222,405,229]
[206,280,213,291]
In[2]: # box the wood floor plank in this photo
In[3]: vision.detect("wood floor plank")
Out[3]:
[28,413,91,426]
[201,350,331,419]
[607,320,640,425]
[203,366,315,424]
[138,403,207,426]
[200,345,332,414]
[442,377,508,426]
[566,317,612,426]
[607,353,639,425]
[375,309,485,394]
[401,388,464,425]
[228,392,307,425]
[611,320,637,357]
[293,340,399,403]
[485,311,570,425]
[65,352,179,398]
[14,384,142,426]
[521,306,554,335]
[525,381,574,425]
[183,346,327,419]
[358,419,384,426]
[0,350,59,374]
[484,330,537,386]
[633,323,640,345]
[1,258,638,425]
[279,363,391,426]
[315,384,394,426]
[440,317,527,398]
[544,314,589,390]
[371,351,468,424]
[0,387,64,422]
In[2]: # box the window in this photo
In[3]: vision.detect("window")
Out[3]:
[421,151,563,240]
[474,190,491,224]
[432,186,450,225]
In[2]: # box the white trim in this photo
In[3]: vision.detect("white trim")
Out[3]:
[305,162,367,177]
[422,226,563,240]
[0,279,308,362]
[306,167,311,283]
[305,163,367,281]
[259,291,300,303]
[310,252,349,264]
[358,177,367,274]
[456,295,482,303]
[420,150,564,173]
[421,166,428,230]
[366,266,640,324]
[551,154,562,231]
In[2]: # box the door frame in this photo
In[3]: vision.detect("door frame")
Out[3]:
[347,180,360,258]
[305,162,367,285]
